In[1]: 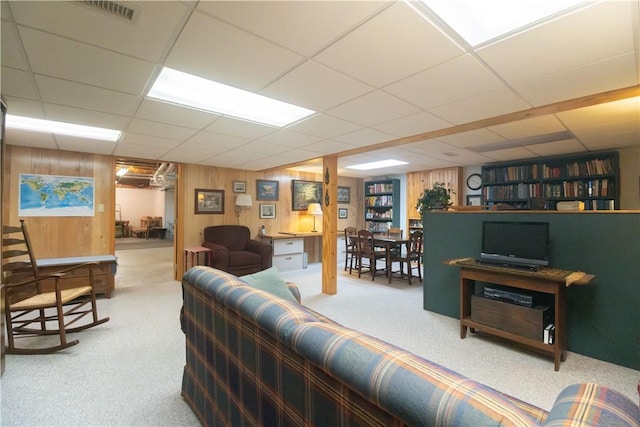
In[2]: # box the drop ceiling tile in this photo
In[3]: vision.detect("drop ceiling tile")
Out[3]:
[2,97,45,119]
[19,27,155,94]
[477,1,635,85]
[113,142,170,160]
[8,1,192,62]
[118,133,182,150]
[261,60,374,111]
[434,129,505,148]
[42,104,130,130]
[186,130,250,148]
[525,139,586,157]
[127,119,198,141]
[481,147,539,163]
[36,75,140,117]
[1,67,38,100]
[166,141,231,157]
[5,129,57,150]
[429,87,530,124]
[287,114,363,139]
[160,150,214,165]
[402,139,460,155]
[315,2,462,87]
[165,11,303,92]
[258,129,322,148]
[488,116,567,140]
[1,21,29,70]
[327,90,419,127]
[204,117,276,140]
[302,140,358,156]
[55,135,118,155]
[385,54,504,110]
[333,127,396,147]
[198,1,389,57]
[373,111,452,137]
[514,53,639,106]
[236,141,290,156]
[135,99,219,130]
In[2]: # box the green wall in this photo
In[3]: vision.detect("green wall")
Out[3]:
[423,211,639,370]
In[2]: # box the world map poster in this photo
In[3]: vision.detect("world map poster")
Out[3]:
[19,173,95,217]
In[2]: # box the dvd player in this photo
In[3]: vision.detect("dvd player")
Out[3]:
[483,286,537,307]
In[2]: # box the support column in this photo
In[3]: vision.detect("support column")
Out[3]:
[321,156,337,294]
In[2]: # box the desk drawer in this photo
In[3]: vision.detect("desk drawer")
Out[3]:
[273,238,303,256]
[273,253,303,271]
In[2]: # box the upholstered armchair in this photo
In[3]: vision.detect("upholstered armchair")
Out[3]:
[202,225,272,276]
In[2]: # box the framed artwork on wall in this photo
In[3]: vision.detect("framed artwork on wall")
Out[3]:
[259,204,276,219]
[338,208,348,219]
[292,180,322,211]
[195,189,225,214]
[466,194,481,206]
[256,180,279,201]
[232,181,246,193]
[337,186,350,204]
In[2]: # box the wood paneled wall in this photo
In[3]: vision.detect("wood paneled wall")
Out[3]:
[406,167,462,230]
[4,146,114,258]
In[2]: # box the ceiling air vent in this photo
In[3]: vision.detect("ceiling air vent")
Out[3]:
[79,0,136,22]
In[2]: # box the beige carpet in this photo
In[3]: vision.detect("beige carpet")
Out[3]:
[1,247,637,426]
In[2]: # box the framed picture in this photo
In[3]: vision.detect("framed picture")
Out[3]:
[232,181,246,193]
[195,189,224,214]
[259,204,276,219]
[338,208,348,219]
[256,179,279,201]
[292,180,322,211]
[466,194,481,206]
[337,186,350,204]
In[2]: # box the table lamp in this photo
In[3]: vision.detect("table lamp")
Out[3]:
[235,194,253,224]
[307,203,322,232]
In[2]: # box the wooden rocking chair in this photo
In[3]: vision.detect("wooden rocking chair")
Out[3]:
[2,220,110,354]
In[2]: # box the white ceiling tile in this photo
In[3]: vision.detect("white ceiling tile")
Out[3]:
[135,99,220,130]
[261,60,374,111]
[287,114,363,139]
[118,133,182,150]
[36,75,140,117]
[165,11,303,92]
[186,131,250,148]
[1,67,38,100]
[127,119,198,141]
[333,128,396,147]
[1,21,29,70]
[489,116,567,140]
[197,1,390,57]
[385,54,504,110]
[477,1,636,84]
[113,142,170,160]
[374,111,452,137]
[435,129,505,148]
[237,141,290,156]
[9,1,193,62]
[327,90,419,127]
[19,27,155,95]
[42,104,130,130]
[6,130,57,150]
[1,97,45,119]
[55,135,118,155]
[258,129,323,148]
[429,87,530,124]
[525,139,586,157]
[302,140,358,155]
[514,53,639,106]
[481,147,539,163]
[204,117,276,140]
[315,2,463,87]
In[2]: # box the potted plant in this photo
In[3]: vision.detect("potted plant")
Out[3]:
[416,182,454,213]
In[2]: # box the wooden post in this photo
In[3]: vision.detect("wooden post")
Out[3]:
[322,156,337,294]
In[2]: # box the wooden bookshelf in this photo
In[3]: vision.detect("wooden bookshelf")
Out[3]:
[364,179,400,233]
[481,151,619,210]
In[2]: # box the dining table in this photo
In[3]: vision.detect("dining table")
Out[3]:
[371,234,410,283]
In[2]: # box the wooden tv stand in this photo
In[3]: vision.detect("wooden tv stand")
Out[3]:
[445,259,594,371]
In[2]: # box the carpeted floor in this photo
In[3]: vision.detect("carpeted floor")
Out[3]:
[1,246,638,425]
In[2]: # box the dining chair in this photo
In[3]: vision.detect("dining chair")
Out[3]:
[356,230,387,281]
[343,227,359,273]
[393,230,423,285]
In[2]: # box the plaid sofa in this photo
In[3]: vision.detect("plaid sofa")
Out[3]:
[181,266,639,426]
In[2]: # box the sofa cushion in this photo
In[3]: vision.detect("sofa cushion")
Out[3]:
[240,266,298,303]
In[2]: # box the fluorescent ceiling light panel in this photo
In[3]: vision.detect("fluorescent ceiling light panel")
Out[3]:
[418,0,586,46]
[148,67,315,127]
[346,159,408,171]
[6,115,121,141]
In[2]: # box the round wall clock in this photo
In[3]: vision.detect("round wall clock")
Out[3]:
[466,173,482,190]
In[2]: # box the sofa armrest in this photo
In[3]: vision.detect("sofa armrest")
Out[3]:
[286,282,301,303]
[202,242,231,270]
[543,383,640,426]
[246,239,273,268]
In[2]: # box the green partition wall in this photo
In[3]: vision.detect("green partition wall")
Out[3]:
[423,211,639,370]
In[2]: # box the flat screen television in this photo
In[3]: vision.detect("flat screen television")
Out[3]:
[480,221,550,270]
